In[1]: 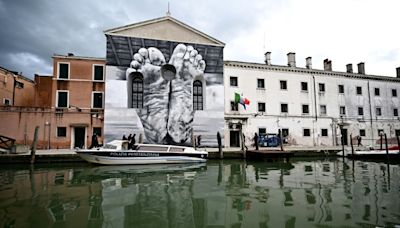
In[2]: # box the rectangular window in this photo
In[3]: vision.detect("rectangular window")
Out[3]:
[377,129,384,135]
[231,101,238,111]
[394,108,398,117]
[358,107,364,116]
[303,129,311,137]
[93,65,104,81]
[92,92,103,109]
[93,127,102,137]
[3,98,11,106]
[257,79,265,89]
[258,102,265,112]
[360,129,366,137]
[57,127,67,137]
[396,129,400,136]
[374,88,380,96]
[15,81,24,88]
[56,90,69,108]
[281,103,288,113]
[259,128,266,136]
[321,129,328,137]
[356,86,362,95]
[302,104,309,114]
[319,83,325,92]
[280,80,287,90]
[282,128,289,138]
[58,63,69,79]
[301,82,308,92]
[319,105,326,115]
[338,85,344,94]
[392,89,397,97]
[230,77,238,86]
[376,107,382,116]
[340,106,346,115]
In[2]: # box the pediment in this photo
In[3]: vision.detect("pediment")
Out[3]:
[104,16,225,47]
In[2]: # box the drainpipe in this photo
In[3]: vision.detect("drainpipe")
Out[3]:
[367,81,374,145]
[312,75,318,121]
[12,75,16,106]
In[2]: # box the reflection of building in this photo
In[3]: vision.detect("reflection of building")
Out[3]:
[0,54,105,149]
[225,54,400,147]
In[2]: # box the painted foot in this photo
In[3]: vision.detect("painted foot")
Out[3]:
[126,47,170,143]
[167,44,206,144]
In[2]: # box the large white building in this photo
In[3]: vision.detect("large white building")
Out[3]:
[224,53,400,148]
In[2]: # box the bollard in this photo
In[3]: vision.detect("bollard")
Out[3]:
[350,133,354,157]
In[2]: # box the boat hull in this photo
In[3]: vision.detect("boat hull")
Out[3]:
[76,150,207,165]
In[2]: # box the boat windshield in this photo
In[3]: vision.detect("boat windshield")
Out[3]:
[103,144,117,149]
[136,145,168,152]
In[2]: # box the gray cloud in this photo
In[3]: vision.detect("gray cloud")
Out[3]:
[0,0,276,79]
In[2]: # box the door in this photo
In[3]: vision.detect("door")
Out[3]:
[230,131,240,147]
[341,129,348,146]
[74,127,85,148]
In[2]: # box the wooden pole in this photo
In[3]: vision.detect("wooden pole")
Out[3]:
[30,126,39,164]
[350,133,354,157]
[380,133,383,150]
[341,128,345,157]
[217,132,223,159]
[396,135,400,154]
[384,133,389,160]
[240,132,246,159]
[279,129,284,151]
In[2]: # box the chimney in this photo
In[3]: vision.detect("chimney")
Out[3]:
[264,52,271,65]
[323,59,332,71]
[67,53,74,57]
[346,64,353,73]
[287,52,296,67]
[357,62,365,74]
[305,57,312,69]
[396,67,400,78]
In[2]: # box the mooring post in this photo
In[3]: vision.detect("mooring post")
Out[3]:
[350,133,354,157]
[240,132,246,159]
[192,134,197,149]
[396,135,400,154]
[30,126,39,164]
[341,131,345,157]
[380,133,383,150]
[279,129,284,151]
[217,132,223,159]
[384,133,389,160]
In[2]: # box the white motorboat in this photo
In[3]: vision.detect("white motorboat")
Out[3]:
[338,146,400,159]
[75,140,208,165]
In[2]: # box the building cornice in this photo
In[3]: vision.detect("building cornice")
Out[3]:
[224,60,400,83]
[53,55,106,61]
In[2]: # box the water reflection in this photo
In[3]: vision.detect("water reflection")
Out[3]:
[0,159,399,228]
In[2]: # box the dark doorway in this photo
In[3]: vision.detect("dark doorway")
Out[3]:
[74,127,85,148]
[341,128,348,146]
[230,131,240,147]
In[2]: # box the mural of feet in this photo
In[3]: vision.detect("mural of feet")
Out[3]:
[167,44,205,144]
[126,47,170,144]
[125,44,205,145]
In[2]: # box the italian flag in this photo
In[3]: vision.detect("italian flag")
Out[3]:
[234,92,250,109]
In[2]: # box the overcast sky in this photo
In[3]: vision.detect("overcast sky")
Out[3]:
[0,0,399,79]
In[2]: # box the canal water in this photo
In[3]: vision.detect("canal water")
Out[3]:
[0,159,399,228]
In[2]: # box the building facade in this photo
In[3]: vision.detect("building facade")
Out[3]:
[103,16,225,147]
[224,53,400,148]
[0,54,105,149]
[0,66,36,106]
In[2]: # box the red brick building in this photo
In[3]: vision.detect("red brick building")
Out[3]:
[0,54,105,149]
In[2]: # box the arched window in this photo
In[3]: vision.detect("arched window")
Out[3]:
[132,76,143,108]
[193,80,203,110]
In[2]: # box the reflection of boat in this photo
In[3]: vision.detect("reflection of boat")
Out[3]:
[75,140,208,165]
[338,147,400,159]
